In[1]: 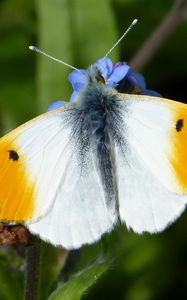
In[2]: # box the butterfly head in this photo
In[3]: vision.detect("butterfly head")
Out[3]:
[87,64,107,86]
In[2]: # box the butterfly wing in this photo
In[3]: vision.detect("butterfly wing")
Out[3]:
[0,103,116,249]
[0,103,75,221]
[114,93,187,233]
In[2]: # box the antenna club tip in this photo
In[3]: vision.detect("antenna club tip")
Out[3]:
[29,46,35,50]
[132,19,138,25]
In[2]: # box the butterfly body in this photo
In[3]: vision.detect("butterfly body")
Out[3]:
[75,67,125,213]
[0,60,187,249]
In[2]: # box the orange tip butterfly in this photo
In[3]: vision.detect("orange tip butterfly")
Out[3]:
[0,19,186,249]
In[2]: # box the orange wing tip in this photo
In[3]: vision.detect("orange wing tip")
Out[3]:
[169,104,187,192]
[0,132,36,221]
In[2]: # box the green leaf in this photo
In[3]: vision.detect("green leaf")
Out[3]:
[0,267,21,300]
[0,249,23,300]
[48,259,108,300]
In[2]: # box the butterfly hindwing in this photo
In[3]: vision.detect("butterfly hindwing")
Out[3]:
[114,93,187,233]
[28,138,116,249]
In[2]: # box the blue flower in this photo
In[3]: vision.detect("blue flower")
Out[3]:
[48,57,161,111]
[121,67,162,97]
[47,100,67,111]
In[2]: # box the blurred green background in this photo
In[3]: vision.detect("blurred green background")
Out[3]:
[0,0,187,299]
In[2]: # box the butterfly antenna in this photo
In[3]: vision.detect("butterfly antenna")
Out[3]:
[104,19,138,58]
[29,46,81,73]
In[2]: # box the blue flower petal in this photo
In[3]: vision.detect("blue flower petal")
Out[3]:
[48,100,67,111]
[107,63,130,86]
[126,68,162,97]
[94,57,113,78]
[70,91,79,102]
[68,69,88,92]
[127,69,146,89]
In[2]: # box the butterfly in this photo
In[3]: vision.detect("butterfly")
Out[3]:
[0,54,187,250]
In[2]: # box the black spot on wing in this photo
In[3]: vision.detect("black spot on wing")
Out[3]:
[8,150,19,161]
[176,119,184,132]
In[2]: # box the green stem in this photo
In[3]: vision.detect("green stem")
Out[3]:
[24,239,41,300]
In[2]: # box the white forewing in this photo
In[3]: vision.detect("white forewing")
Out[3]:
[15,107,75,219]
[118,95,182,193]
